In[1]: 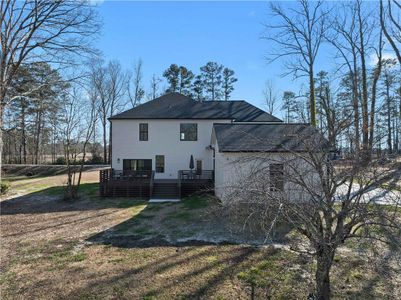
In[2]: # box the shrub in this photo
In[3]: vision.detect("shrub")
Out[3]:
[1,182,10,195]
[54,157,66,165]
[88,153,103,165]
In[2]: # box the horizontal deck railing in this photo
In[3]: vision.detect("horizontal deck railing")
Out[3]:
[100,169,153,182]
[178,170,214,181]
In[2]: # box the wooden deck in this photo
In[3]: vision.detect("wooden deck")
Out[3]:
[99,169,214,199]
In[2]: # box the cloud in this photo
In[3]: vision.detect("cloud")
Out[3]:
[369,51,397,66]
[88,0,104,6]
[247,11,256,17]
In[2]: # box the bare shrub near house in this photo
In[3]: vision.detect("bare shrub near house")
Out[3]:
[220,130,401,300]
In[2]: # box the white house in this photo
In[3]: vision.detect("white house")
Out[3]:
[107,92,325,200]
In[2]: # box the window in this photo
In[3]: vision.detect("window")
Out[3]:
[155,155,165,173]
[139,123,148,141]
[270,164,284,191]
[123,159,152,171]
[180,123,197,141]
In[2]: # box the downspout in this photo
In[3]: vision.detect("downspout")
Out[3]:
[207,145,216,181]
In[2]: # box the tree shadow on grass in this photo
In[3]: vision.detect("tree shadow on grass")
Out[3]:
[64,244,260,300]
[86,196,294,249]
[0,182,148,215]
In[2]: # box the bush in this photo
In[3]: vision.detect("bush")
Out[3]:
[88,153,103,165]
[1,182,10,195]
[54,157,66,165]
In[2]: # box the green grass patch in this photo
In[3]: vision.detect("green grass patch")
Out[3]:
[181,196,211,210]
[166,210,192,221]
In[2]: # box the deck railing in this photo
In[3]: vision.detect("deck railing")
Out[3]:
[110,169,153,181]
[178,170,214,181]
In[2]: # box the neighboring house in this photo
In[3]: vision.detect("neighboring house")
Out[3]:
[101,92,323,200]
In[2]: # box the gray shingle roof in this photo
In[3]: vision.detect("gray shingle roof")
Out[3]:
[213,123,330,152]
[109,92,282,122]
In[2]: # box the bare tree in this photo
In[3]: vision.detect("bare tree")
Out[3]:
[147,74,162,100]
[106,60,127,163]
[263,80,277,115]
[128,59,145,107]
[328,1,381,159]
[60,85,98,201]
[221,132,400,299]
[264,0,328,127]
[90,59,126,164]
[0,0,99,181]
[380,0,401,65]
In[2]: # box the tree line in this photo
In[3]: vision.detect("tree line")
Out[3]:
[2,58,238,166]
[263,0,401,159]
[163,62,237,101]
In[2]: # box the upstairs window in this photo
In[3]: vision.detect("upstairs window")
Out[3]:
[270,164,284,191]
[180,123,197,141]
[155,155,165,173]
[139,123,148,141]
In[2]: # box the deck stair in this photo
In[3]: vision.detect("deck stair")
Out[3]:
[151,180,180,199]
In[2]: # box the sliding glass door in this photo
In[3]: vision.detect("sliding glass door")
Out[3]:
[123,159,152,171]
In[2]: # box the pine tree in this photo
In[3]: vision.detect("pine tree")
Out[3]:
[178,66,194,96]
[163,64,180,92]
[222,68,237,101]
[200,62,223,100]
[192,75,204,101]
[281,91,297,123]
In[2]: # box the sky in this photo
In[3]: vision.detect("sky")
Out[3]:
[94,1,307,116]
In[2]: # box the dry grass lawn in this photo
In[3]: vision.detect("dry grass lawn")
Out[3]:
[1,169,400,299]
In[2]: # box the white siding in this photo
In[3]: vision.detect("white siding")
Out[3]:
[111,119,230,179]
[213,149,309,201]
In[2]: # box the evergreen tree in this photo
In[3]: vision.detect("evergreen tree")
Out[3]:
[200,62,223,100]
[192,75,204,101]
[281,91,297,123]
[222,68,237,101]
[163,64,180,92]
[178,66,194,96]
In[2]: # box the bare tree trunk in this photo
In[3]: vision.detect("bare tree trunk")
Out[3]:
[34,109,43,165]
[356,1,370,161]
[368,32,383,157]
[316,249,334,300]
[309,64,317,127]
[385,77,393,154]
[351,67,360,154]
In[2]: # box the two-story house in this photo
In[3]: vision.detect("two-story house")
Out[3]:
[101,92,323,201]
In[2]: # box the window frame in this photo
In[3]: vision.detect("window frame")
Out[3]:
[180,123,198,141]
[155,155,165,173]
[269,163,284,191]
[139,123,148,141]
[123,159,152,171]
